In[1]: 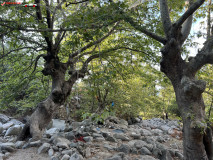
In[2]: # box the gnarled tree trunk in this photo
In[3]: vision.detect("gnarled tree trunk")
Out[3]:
[160,35,213,159]
[18,55,78,140]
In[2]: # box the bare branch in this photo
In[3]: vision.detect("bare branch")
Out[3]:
[65,0,89,7]
[32,54,46,74]
[180,0,194,44]
[175,0,205,29]
[207,0,212,39]
[124,16,167,44]
[159,0,172,38]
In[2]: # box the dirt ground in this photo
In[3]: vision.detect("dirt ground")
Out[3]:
[6,147,50,160]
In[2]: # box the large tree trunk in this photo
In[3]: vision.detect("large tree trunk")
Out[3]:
[175,87,212,160]
[160,37,213,160]
[18,55,77,141]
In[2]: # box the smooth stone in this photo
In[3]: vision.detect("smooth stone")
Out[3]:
[38,143,51,154]
[5,125,22,136]
[61,154,70,160]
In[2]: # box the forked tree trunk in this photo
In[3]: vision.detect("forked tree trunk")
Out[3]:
[160,37,213,160]
[18,56,78,140]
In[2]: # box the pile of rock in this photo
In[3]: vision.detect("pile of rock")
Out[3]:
[0,114,183,160]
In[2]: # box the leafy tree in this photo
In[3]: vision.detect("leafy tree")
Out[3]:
[0,1,131,140]
[115,0,213,159]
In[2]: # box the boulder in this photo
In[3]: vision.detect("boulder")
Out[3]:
[3,122,14,130]
[46,128,60,137]
[0,142,16,152]
[5,125,22,136]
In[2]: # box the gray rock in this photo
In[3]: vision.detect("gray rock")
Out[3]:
[103,144,115,151]
[52,136,71,149]
[167,120,179,127]
[70,142,78,148]
[62,154,70,160]
[130,132,141,139]
[0,114,10,123]
[94,137,105,142]
[159,149,172,160]
[116,144,130,154]
[0,142,16,152]
[140,129,152,136]
[175,151,184,160]
[46,128,60,137]
[105,155,122,160]
[52,119,66,131]
[56,142,69,149]
[134,140,148,149]
[113,133,129,141]
[70,152,84,160]
[15,141,25,149]
[119,119,128,128]
[38,143,51,154]
[160,125,171,133]
[139,147,151,155]
[29,140,42,147]
[71,122,82,129]
[105,135,117,142]
[131,147,138,154]
[65,132,75,141]
[156,143,167,151]
[92,133,103,138]
[48,148,54,156]
[5,125,22,136]
[151,129,163,136]
[156,136,166,143]
[139,155,157,160]
[9,119,23,125]
[0,153,3,160]
[51,156,59,160]
[3,122,14,130]
[83,136,93,142]
[62,149,73,156]
[85,147,91,158]
[152,147,162,157]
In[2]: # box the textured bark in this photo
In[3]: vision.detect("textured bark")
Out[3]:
[18,55,75,140]
[160,33,213,160]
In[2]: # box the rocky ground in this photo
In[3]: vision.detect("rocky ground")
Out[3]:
[0,114,183,160]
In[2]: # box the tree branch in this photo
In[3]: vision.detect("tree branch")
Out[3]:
[69,21,120,61]
[32,54,46,74]
[124,16,167,44]
[186,36,213,75]
[65,0,89,7]
[159,0,172,38]
[175,0,205,29]
[180,0,194,44]
[0,47,45,59]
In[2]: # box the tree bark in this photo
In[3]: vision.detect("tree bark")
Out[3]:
[160,35,213,159]
[18,55,76,140]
